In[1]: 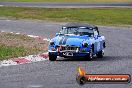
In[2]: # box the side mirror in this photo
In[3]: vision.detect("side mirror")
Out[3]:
[55,33,60,36]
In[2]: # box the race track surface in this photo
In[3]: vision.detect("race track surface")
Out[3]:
[0,2,132,8]
[0,20,132,88]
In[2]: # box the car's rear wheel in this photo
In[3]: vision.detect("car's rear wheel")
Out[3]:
[96,50,104,58]
[49,53,57,61]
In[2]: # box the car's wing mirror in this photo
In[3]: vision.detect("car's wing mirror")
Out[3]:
[55,32,63,36]
[55,33,60,36]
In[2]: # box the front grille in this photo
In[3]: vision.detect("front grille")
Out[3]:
[61,46,79,51]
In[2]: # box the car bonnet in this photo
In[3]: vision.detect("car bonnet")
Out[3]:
[55,35,89,46]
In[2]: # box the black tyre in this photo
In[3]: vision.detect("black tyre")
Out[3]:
[86,48,93,61]
[96,50,104,58]
[49,53,57,61]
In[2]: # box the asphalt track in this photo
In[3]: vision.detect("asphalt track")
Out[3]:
[0,19,132,88]
[0,2,132,8]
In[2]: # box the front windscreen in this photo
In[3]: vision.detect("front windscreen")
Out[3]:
[60,27,93,36]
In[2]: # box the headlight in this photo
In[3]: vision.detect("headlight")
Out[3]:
[50,41,55,46]
[82,43,88,47]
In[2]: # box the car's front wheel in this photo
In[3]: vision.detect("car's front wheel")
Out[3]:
[86,48,93,61]
[49,53,57,61]
[96,50,104,58]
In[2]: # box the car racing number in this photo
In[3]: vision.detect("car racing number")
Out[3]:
[63,52,73,56]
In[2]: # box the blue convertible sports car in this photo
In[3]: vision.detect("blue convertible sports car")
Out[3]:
[48,23,106,61]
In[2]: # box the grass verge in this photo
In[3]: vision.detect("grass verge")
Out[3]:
[0,45,27,60]
[0,7,132,27]
[0,32,48,60]
[0,0,132,3]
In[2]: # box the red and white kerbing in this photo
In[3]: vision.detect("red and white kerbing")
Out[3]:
[0,31,49,67]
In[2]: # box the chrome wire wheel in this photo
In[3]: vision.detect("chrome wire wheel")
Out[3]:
[85,48,93,61]
[89,48,93,59]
